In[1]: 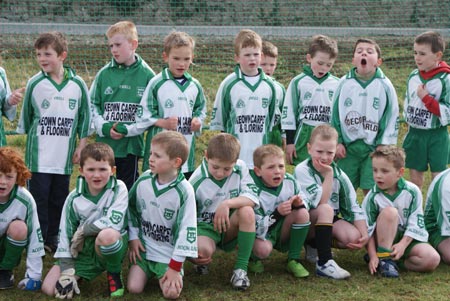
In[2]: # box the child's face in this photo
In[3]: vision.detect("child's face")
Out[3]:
[0,169,17,203]
[235,47,261,76]
[206,156,235,181]
[307,51,336,78]
[163,46,193,78]
[260,55,277,77]
[108,34,138,66]
[79,158,115,196]
[372,156,404,195]
[352,42,382,77]
[149,144,180,177]
[254,155,285,188]
[414,43,442,72]
[35,46,66,76]
[307,137,337,166]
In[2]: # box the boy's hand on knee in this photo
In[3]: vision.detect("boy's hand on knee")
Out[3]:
[161,268,183,299]
[285,144,296,165]
[128,239,145,264]
[214,202,231,233]
[55,268,80,299]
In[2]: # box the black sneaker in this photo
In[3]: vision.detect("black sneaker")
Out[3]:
[0,270,14,289]
[377,258,399,278]
[107,272,124,297]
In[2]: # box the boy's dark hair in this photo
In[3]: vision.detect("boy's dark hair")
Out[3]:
[80,142,115,168]
[309,124,338,145]
[262,41,278,58]
[206,133,240,163]
[34,31,68,56]
[370,145,405,170]
[151,131,189,165]
[309,35,338,59]
[415,31,445,54]
[163,31,195,55]
[253,144,284,169]
[353,38,381,59]
[0,147,31,187]
[234,29,262,56]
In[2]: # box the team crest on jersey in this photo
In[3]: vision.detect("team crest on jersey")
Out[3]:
[237,99,245,109]
[229,189,239,198]
[211,108,217,120]
[41,99,50,109]
[344,98,352,107]
[165,99,174,108]
[186,227,197,243]
[372,97,379,110]
[69,98,76,110]
[104,87,113,95]
[109,210,124,225]
[304,92,312,101]
[417,214,425,228]
[37,228,44,243]
[262,98,269,108]
[189,99,194,109]
[306,184,318,195]
[402,208,411,218]
[136,106,143,118]
[164,208,175,220]
[137,87,146,97]
[204,199,213,208]
[328,91,334,101]
[330,192,338,203]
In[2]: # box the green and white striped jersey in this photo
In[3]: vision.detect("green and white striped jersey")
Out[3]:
[294,158,365,222]
[425,168,450,238]
[189,158,259,224]
[362,178,428,242]
[210,66,277,168]
[55,176,128,259]
[404,69,450,129]
[0,67,15,146]
[128,171,197,264]
[331,67,399,146]
[17,67,91,174]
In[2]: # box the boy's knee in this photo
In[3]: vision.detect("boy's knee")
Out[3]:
[41,282,55,296]
[7,220,28,240]
[127,282,144,294]
[237,206,255,224]
[253,243,272,259]
[96,228,121,246]
[293,208,309,223]
[378,207,398,223]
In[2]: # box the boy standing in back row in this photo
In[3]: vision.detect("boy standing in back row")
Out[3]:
[210,29,277,169]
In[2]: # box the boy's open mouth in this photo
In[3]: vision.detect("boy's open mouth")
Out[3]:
[361,58,367,66]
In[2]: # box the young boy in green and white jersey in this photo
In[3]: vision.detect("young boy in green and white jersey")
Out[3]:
[0,147,44,291]
[424,167,450,265]
[362,145,440,278]
[189,133,258,291]
[210,29,277,169]
[294,125,367,279]
[249,144,311,278]
[17,32,91,253]
[0,66,25,146]
[127,131,197,299]
[134,31,206,179]
[261,41,286,149]
[41,142,129,298]
[90,21,155,191]
[282,35,339,165]
[403,31,450,190]
[331,38,399,195]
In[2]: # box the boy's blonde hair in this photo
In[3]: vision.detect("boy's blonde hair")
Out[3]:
[0,147,31,187]
[415,31,445,54]
[106,21,138,41]
[206,133,240,163]
[370,145,405,170]
[309,35,338,59]
[253,144,284,168]
[151,131,189,165]
[80,142,115,168]
[262,41,278,58]
[163,31,195,55]
[353,38,381,59]
[234,29,262,56]
[34,31,68,56]
[309,124,338,145]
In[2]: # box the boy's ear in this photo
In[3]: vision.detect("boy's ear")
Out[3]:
[162,51,169,63]
[173,157,183,169]
[204,150,208,159]
[78,166,83,175]
[306,142,311,154]
[59,51,68,61]
[306,53,312,63]
[253,166,262,177]
[398,167,405,177]
[436,51,443,60]
[376,57,383,67]
[131,39,138,50]
[111,166,117,175]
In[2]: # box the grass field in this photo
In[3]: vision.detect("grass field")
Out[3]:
[2,37,450,300]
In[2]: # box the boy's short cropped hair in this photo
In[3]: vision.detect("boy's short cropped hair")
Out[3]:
[80,142,115,168]
[163,31,195,55]
[262,41,278,58]
[253,144,284,169]
[152,131,189,165]
[309,124,338,145]
[353,38,381,59]
[415,31,445,54]
[370,145,405,170]
[34,31,68,55]
[234,29,262,56]
[106,20,138,42]
[0,147,31,186]
[206,133,240,163]
[308,35,338,59]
